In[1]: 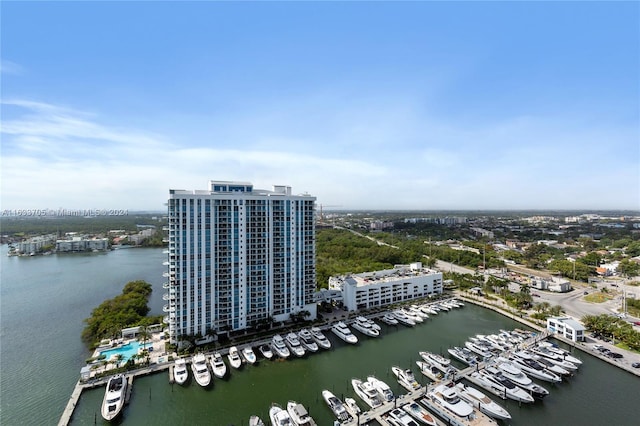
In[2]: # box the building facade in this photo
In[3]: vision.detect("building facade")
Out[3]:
[165,181,316,344]
[546,316,585,342]
[329,262,443,311]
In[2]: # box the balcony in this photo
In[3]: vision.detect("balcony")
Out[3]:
[163,304,176,313]
[163,282,169,289]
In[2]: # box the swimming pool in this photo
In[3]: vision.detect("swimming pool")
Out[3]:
[99,341,150,362]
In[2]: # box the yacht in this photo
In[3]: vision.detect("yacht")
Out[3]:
[297,329,319,352]
[510,353,562,383]
[483,335,511,352]
[464,341,493,359]
[228,346,243,369]
[468,370,534,403]
[392,366,421,391]
[249,416,266,426]
[352,316,380,337]
[285,332,306,357]
[381,312,399,325]
[269,403,293,426]
[436,303,450,312]
[447,347,478,366]
[401,307,424,323]
[416,360,455,382]
[392,309,416,326]
[419,351,451,368]
[427,383,474,419]
[401,402,438,426]
[367,375,394,402]
[531,345,580,369]
[242,345,257,364]
[271,334,291,358]
[321,390,351,423]
[408,306,429,319]
[488,364,548,399]
[191,353,211,387]
[536,341,582,365]
[309,327,331,349]
[529,352,573,376]
[287,400,317,426]
[101,374,128,421]
[173,358,188,385]
[344,397,361,417]
[418,304,439,316]
[387,407,420,426]
[210,352,227,379]
[331,321,358,344]
[259,344,274,360]
[452,382,511,421]
[351,378,383,408]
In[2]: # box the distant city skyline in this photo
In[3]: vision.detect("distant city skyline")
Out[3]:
[1,2,638,211]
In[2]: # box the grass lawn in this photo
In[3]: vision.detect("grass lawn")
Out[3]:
[584,292,615,303]
[615,342,640,354]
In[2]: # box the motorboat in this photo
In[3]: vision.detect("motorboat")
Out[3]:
[452,382,511,421]
[259,344,274,360]
[322,390,351,423]
[310,327,331,349]
[173,358,188,385]
[271,334,291,358]
[297,329,319,352]
[351,378,383,408]
[436,303,450,312]
[531,345,581,369]
[487,364,548,399]
[427,383,474,419]
[228,346,243,369]
[464,341,493,359]
[392,366,421,391]
[101,374,128,421]
[447,347,478,366]
[331,321,358,344]
[418,304,438,316]
[401,308,424,323]
[249,415,266,426]
[269,403,293,426]
[287,400,317,426]
[401,401,438,426]
[510,352,562,383]
[415,360,456,382]
[419,351,451,368]
[408,305,429,319]
[387,407,420,426]
[392,310,416,326]
[242,345,257,364]
[537,341,582,365]
[285,332,306,357]
[468,370,534,403]
[191,353,211,387]
[529,352,573,375]
[210,352,227,379]
[483,335,511,352]
[381,312,399,325]
[344,397,361,417]
[352,316,380,337]
[367,375,394,402]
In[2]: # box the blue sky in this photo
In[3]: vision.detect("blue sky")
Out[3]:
[2,1,638,211]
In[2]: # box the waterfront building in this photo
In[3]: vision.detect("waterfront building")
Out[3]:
[15,233,57,254]
[328,262,443,311]
[56,236,109,252]
[165,181,316,344]
[546,316,586,342]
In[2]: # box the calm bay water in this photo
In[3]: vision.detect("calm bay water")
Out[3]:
[1,245,639,425]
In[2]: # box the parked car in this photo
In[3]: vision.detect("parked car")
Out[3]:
[632,362,640,368]
[633,321,640,326]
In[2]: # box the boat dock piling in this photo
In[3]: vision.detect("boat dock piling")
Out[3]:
[57,381,84,426]
[125,375,134,405]
[168,364,174,384]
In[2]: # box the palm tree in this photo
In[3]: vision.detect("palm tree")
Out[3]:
[138,326,150,350]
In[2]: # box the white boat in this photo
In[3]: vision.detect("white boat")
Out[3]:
[228,346,243,369]
[271,334,291,358]
[344,397,361,416]
[402,401,438,426]
[322,390,351,423]
[249,415,266,426]
[531,345,580,370]
[453,382,511,421]
[419,351,451,368]
[101,374,128,421]
[408,305,429,319]
[367,375,394,402]
[416,360,456,382]
[401,308,424,323]
[529,352,573,375]
[242,345,257,364]
[210,352,227,378]
[297,329,319,352]
[392,366,421,391]
[488,364,548,399]
[510,352,562,383]
[269,403,293,426]
[468,370,534,403]
[285,332,306,357]
[173,358,188,385]
[447,347,478,366]
[331,321,358,344]
[537,341,582,365]
[259,344,274,360]
[387,407,420,426]
[351,378,383,408]
[464,341,493,359]
[381,312,399,325]
[418,304,438,316]
[428,383,474,419]
[287,400,317,426]
[352,316,380,337]
[310,327,332,349]
[483,335,511,351]
[436,303,450,312]
[191,353,211,387]
[392,310,416,326]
